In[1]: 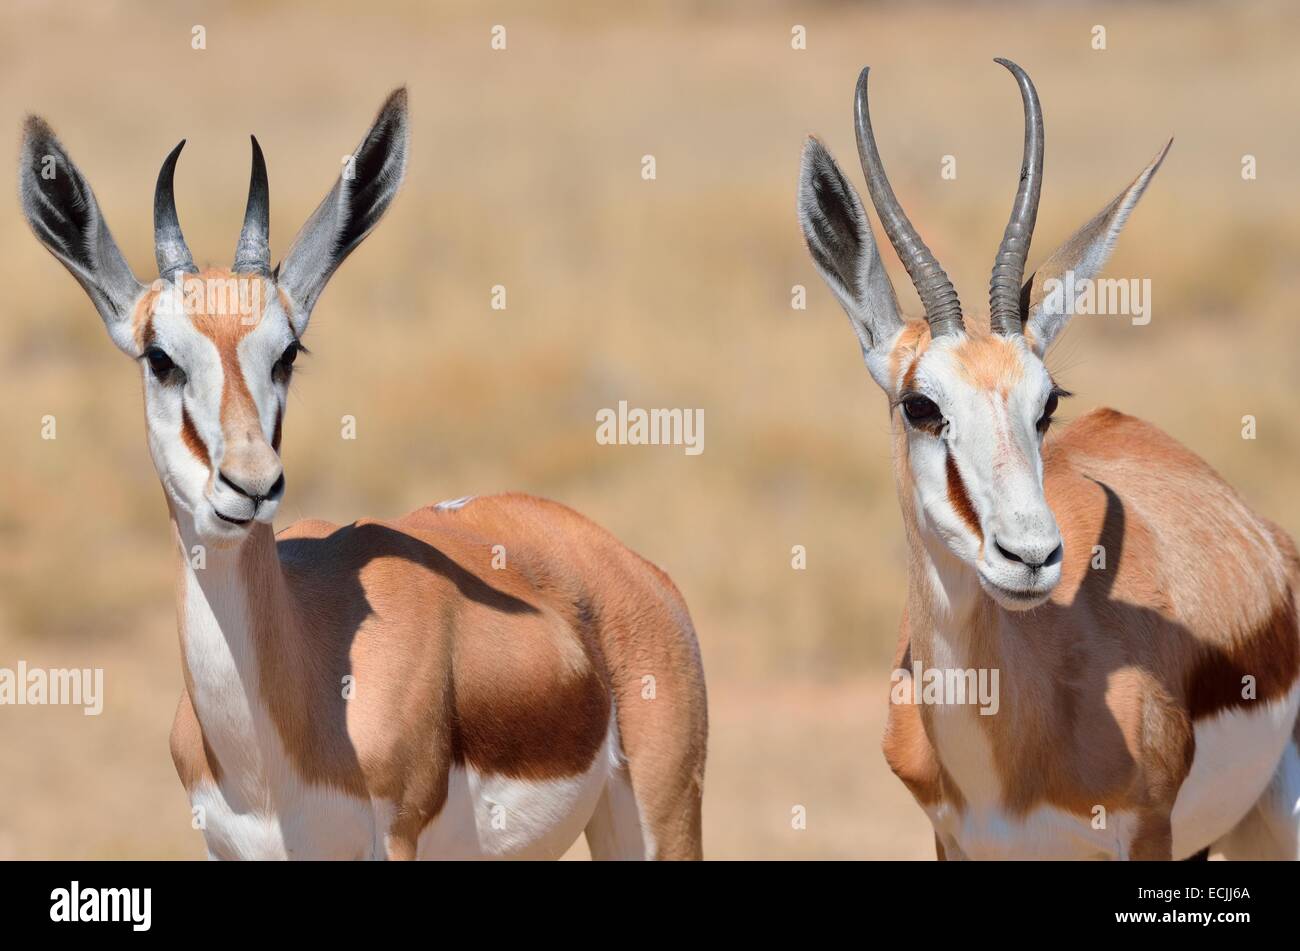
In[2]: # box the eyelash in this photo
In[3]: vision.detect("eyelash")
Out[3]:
[894,392,946,435]
[273,342,305,382]
[142,341,307,387]
[1038,386,1071,433]
[892,386,1071,436]
[143,347,185,386]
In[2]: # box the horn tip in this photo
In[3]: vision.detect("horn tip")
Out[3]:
[1151,137,1174,168]
[854,66,871,111]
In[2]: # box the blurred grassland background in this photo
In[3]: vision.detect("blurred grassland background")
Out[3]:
[0,0,1297,858]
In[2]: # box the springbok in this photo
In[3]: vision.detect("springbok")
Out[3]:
[19,89,707,860]
[797,60,1300,860]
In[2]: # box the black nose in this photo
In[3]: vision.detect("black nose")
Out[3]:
[994,538,1063,571]
[219,471,285,505]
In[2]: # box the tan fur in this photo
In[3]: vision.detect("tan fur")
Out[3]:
[952,333,1024,393]
[881,319,1300,859]
[131,287,160,352]
[158,269,707,858]
[171,270,276,478]
[170,492,708,859]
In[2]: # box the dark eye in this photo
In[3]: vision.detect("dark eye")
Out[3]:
[144,347,184,384]
[273,343,300,379]
[902,394,941,425]
[1038,388,1068,433]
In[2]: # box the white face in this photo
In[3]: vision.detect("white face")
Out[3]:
[797,129,1168,616]
[138,272,300,549]
[19,92,408,553]
[892,329,1065,611]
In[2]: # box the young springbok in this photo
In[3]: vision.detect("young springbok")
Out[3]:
[19,89,707,860]
[798,60,1300,860]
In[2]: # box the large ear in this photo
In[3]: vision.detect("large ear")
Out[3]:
[19,116,145,354]
[1020,139,1171,354]
[277,87,409,334]
[797,137,903,389]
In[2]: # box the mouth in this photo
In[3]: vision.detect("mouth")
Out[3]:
[977,572,1054,608]
[213,508,253,527]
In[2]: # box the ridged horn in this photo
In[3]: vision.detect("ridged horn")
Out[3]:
[233,135,270,275]
[154,140,195,281]
[853,67,964,338]
[988,58,1044,336]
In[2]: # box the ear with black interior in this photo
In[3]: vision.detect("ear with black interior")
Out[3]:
[797,137,903,389]
[277,87,409,335]
[19,116,145,354]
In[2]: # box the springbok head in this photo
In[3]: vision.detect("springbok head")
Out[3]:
[798,61,1169,610]
[19,89,408,548]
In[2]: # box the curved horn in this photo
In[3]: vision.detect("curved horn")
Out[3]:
[988,58,1044,336]
[233,135,270,275]
[154,140,195,281]
[853,67,964,338]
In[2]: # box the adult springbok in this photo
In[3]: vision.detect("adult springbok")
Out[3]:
[19,89,707,860]
[797,60,1300,860]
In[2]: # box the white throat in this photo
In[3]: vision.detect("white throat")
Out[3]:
[170,508,284,807]
[908,516,989,673]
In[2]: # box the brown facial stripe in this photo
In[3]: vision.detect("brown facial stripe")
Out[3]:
[945,451,982,541]
[132,288,161,353]
[887,321,931,390]
[181,406,210,468]
[218,341,263,442]
[179,269,273,449]
[902,356,920,393]
[277,286,296,325]
[271,405,283,452]
[1186,593,1300,720]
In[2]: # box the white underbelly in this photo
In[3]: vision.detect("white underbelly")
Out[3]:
[193,780,377,860]
[926,705,1131,859]
[194,722,616,860]
[928,683,1300,860]
[1170,682,1300,858]
[932,801,1139,860]
[415,742,613,859]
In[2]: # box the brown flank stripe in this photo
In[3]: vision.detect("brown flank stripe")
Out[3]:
[1186,593,1300,720]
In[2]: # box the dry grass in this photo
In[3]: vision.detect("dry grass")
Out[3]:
[0,0,1296,858]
